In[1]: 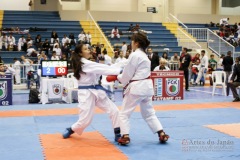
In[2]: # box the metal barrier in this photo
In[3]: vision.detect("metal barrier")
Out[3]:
[167,13,236,58]
[168,13,188,29]
[183,28,236,58]
[13,64,40,84]
[177,28,202,50]
[207,29,235,57]
[168,63,179,70]
[87,11,114,57]
[185,28,208,42]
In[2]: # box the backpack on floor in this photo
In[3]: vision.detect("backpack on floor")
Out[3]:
[29,88,40,103]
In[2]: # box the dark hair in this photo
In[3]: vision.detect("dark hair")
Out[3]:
[102,48,107,55]
[162,52,168,59]
[201,50,205,53]
[220,54,225,58]
[72,44,85,80]
[131,32,150,52]
[183,48,192,52]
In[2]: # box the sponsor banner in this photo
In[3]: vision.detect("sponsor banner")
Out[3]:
[166,78,180,96]
[154,78,162,97]
[0,74,12,105]
[151,71,184,101]
[62,87,68,97]
[47,80,64,99]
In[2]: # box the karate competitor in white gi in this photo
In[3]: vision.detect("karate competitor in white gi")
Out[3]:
[62,44,122,141]
[110,32,169,145]
[13,58,21,84]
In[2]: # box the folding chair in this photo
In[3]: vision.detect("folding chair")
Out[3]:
[212,71,226,96]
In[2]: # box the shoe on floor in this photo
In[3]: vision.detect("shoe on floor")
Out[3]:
[185,89,190,91]
[62,128,74,139]
[159,131,169,143]
[232,98,240,102]
[115,133,121,142]
[118,135,130,145]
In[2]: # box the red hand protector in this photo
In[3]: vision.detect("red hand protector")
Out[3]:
[106,75,118,82]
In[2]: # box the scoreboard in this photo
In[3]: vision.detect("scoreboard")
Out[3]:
[41,60,68,77]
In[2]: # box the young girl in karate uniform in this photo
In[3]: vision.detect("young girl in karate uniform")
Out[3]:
[116,32,169,145]
[62,44,121,141]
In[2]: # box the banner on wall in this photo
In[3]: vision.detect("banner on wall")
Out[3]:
[0,74,12,105]
[151,71,184,101]
[41,0,46,4]
[147,7,157,13]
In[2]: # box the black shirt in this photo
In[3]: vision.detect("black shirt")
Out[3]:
[222,56,233,71]
[180,53,191,69]
[231,63,240,82]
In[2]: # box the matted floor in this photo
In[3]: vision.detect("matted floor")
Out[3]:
[0,86,240,160]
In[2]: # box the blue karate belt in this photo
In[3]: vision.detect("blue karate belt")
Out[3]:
[78,85,112,94]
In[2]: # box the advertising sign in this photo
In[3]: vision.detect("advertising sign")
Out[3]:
[151,71,184,101]
[0,74,12,105]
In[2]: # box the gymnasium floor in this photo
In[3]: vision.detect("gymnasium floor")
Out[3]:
[0,86,240,160]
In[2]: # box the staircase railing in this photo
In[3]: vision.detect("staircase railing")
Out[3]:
[168,13,188,29]
[184,28,236,58]
[184,28,207,42]
[167,13,237,58]
[207,29,235,58]
[87,11,114,54]
[167,13,201,49]
[177,28,202,49]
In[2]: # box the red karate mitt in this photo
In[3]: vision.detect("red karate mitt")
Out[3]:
[106,75,118,82]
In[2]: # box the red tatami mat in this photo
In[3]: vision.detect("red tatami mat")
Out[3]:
[39,131,128,160]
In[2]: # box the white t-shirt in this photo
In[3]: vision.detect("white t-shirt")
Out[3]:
[26,48,36,56]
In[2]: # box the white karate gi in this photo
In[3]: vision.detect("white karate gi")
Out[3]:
[13,60,21,84]
[117,48,163,135]
[71,58,121,135]
[195,55,208,84]
[0,36,8,50]
[18,37,26,51]
[5,67,16,75]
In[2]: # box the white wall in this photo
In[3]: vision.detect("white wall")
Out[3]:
[218,0,240,15]
[178,14,240,24]
[61,1,82,10]
[34,0,58,11]
[89,0,138,12]
[219,6,240,15]
[0,0,29,10]
[169,0,212,16]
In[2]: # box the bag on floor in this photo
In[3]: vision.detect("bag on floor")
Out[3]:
[29,88,40,103]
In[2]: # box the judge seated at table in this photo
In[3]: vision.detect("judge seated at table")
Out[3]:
[153,59,170,71]
[0,64,15,75]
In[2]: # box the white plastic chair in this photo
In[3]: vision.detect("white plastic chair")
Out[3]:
[65,73,78,103]
[66,73,78,89]
[212,71,227,96]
